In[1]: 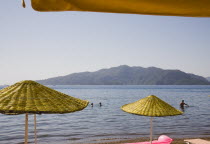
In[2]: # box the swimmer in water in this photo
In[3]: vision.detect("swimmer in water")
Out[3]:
[180,100,189,108]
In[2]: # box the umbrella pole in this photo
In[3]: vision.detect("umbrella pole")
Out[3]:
[25,113,28,144]
[150,117,153,144]
[34,114,37,144]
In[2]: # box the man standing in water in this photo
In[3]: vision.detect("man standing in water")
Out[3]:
[180,100,189,108]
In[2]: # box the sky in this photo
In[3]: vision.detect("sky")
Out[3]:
[0,1,210,85]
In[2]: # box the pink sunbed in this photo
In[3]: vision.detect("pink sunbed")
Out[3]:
[125,135,173,144]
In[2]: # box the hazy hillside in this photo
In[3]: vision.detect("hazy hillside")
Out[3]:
[37,65,210,85]
[206,77,210,82]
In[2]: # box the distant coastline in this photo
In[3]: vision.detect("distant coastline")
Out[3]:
[37,65,210,85]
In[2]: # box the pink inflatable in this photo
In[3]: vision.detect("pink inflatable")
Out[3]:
[125,135,173,144]
[158,135,173,142]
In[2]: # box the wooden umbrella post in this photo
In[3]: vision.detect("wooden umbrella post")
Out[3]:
[34,114,37,144]
[25,113,28,144]
[150,117,153,144]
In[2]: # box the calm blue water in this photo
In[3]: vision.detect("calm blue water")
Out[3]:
[0,85,210,144]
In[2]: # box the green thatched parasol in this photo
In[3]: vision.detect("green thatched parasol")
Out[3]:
[121,95,183,144]
[0,80,89,144]
[121,95,182,117]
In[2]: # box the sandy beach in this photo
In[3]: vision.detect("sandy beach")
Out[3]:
[83,137,210,144]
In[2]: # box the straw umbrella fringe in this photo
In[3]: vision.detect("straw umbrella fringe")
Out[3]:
[0,80,89,144]
[121,95,183,144]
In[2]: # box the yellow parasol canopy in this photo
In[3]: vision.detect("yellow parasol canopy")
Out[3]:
[121,95,183,143]
[0,80,89,114]
[121,95,182,116]
[31,0,210,17]
[0,80,89,144]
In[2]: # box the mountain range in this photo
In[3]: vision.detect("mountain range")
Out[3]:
[206,77,210,82]
[37,65,210,85]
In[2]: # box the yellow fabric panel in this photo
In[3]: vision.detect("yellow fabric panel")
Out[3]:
[31,0,210,17]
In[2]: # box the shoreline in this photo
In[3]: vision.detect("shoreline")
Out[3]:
[78,136,210,144]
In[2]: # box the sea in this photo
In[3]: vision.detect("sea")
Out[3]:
[0,85,210,144]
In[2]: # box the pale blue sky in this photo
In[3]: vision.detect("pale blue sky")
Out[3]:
[1,1,210,85]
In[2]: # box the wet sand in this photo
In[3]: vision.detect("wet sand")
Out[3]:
[84,137,210,144]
